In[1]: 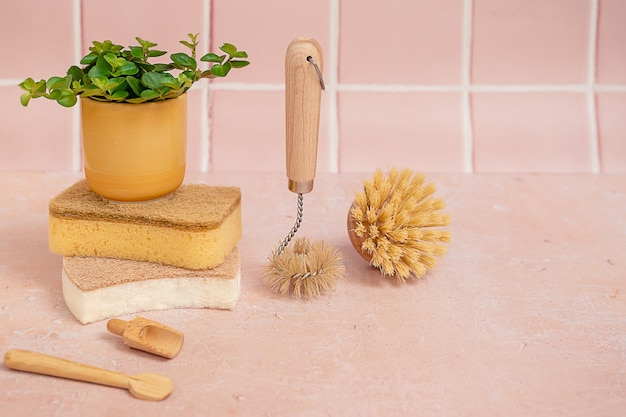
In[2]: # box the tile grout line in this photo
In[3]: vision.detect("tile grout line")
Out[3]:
[328,0,340,173]
[461,0,474,173]
[71,0,82,172]
[587,0,600,173]
[200,0,211,173]
[3,79,626,92]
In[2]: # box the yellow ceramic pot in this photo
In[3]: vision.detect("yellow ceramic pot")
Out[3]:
[81,94,187,202]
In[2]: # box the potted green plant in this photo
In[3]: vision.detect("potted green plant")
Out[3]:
[19,33,249,201]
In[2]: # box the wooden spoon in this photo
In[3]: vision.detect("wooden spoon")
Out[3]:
[4,349,173,401]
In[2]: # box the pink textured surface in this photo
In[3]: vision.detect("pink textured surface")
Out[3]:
[2,1,626,173]
[1,171,625,416]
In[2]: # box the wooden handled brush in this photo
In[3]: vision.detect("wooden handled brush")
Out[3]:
[263,38,344,298]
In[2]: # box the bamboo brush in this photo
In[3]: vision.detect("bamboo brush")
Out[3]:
[347,168,451,282]
[263,38,344,298]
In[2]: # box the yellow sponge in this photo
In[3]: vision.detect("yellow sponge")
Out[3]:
[49,180,242,269]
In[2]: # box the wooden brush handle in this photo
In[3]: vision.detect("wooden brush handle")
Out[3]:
[285,38,324,194]
[4,349,129,389]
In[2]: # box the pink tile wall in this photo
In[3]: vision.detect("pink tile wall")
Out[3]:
[339,0,464,85]
[472,93,591,172]
[472,0,590,85]
[1,0,625,173]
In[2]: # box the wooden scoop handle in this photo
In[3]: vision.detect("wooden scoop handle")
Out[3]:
[285,38,324,194]
[4,349,173,401]
[4,349,129,389]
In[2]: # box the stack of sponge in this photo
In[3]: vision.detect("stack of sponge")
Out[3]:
[48,180,243,324]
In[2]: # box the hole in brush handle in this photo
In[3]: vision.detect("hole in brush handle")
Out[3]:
[306,56,325,90]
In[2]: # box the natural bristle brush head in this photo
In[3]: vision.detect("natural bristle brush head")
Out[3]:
[347,167,451,283]
[264,237,345,299]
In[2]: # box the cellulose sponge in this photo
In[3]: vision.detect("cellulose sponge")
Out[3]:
[49,180,242,270]
[62,248,241,324]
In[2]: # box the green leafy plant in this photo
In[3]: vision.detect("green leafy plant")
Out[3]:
[19,33,249,107]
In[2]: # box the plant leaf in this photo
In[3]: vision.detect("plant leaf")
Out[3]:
[57,90,77,107]
[80,53,98,65]
[105,77,127,93]
[147,49,167,58]
[219,43,237,56]
[234,51,248,58]
[140,89,160,100]
[200,53,224,63]
[230,60,250,68]
[152,63,173,72]
[81,86,105,98]
[137,62,155,72]
[136,37,157,49]
[126,76,143,96]
[210,62,232,77]
[130,46,144,59]
[171,53,196,70]
[120,61,139,75]
[20,93,32,106]
[104,53,126,69]
[88,65,109,79]
[159,74,181,89]
[141,72,164,90]
[110,90,129,100]
[67,66,84,83]
[19,77,36,91]
[47,76,68,90]
[35,80,47,94]
[90,76,109,90]
[89,54,112,78]
[45,90,63,100]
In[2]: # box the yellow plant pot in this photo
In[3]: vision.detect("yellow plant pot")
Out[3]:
[81,94,187,202]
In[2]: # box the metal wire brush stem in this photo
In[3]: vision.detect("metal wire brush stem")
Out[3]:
[274,193,304,256]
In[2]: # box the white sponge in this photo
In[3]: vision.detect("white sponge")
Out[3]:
[62,248,241,324]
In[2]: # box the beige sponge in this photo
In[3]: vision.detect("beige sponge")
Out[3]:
[62,248,241,324]
[49,180,242,269]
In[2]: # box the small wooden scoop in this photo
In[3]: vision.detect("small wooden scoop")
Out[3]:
[4,349,173,401]
[107,317,184,359]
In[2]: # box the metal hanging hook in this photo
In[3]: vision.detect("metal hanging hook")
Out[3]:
[306,56,325,91]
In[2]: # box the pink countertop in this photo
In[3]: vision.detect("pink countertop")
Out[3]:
[1,171,625,416]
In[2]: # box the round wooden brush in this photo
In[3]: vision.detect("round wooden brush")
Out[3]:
[263,38,344,298]
[347,168,451,282]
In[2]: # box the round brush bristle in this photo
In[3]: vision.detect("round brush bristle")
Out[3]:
[264,237,345,298]
[347,168,451,283]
